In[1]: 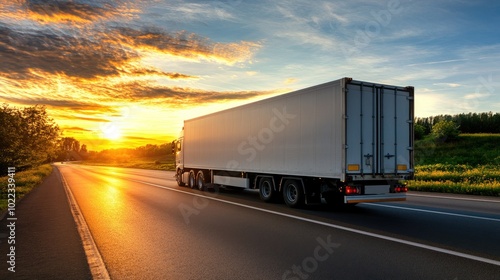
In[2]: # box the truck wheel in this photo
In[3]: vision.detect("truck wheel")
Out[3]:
[259,177,275,202]
[176,169,185,187]
[188,170,196,189]
[283,180,304,208]
[196,171,207,191]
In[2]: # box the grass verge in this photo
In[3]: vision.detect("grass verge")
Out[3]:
[0,164,53,213]
[409,134,500,196]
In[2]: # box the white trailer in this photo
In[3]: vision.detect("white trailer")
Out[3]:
[173,77,414,207]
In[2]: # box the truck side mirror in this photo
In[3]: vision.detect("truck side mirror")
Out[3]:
[171,141,176,154]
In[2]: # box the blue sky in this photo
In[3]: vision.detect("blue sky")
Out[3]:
[138,0,500,117]
[0,0,499,149]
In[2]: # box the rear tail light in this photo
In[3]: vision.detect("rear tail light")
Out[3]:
[345,185,361,195]
[393,185,408,193]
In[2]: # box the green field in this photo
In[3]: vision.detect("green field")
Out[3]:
[81,153,176,171]
[409,134,500,196]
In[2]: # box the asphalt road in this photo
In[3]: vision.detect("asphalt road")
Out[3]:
[52,164,500,279]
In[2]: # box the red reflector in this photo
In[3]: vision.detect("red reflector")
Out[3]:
[345,186,360,195]
[394,186,408,193]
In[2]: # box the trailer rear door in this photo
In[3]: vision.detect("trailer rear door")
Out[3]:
[345,81,414,178]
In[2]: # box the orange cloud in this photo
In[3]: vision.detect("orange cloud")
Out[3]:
[0,0,268,151]
[126,68,198,80]
[0,0,137,25]
[109,81,278,105]
[115,28,261,65]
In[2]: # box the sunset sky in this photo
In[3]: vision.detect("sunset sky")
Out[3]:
[1,0,499,150]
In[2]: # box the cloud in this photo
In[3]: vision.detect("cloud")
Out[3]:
[62,126,92,132]
[26,0,117,24]
[162,2,236,22]
[0,95,117,114]
[0,2,261,101]
[123,135,158,141]
[0,23,137,80]
[125,68,198,79]
[284,78,298,85]
[59,115,112,123]
[113,82,277,104]
[114,27,261,65]
[0,0,137,25]
[433,83,462,88]
[463,92,491,100]
[407,58,469,67]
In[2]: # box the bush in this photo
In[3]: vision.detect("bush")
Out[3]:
[431,120,460,142]
[414,124,426,140]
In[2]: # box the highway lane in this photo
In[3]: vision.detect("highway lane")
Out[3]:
[56,163,500,279]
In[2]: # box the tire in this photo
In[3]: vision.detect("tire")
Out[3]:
[188,170,196,189]
[282,179,304,208]
[176,169,185,187]
[196,171,207,191]
[258,177,275,202]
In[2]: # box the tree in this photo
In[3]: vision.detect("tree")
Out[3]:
[61,137,80,152]
[414,124,426,140]
[80,144,88,154]
[431,120,460,142]
[416,112,500,134]
[0,104,60,173]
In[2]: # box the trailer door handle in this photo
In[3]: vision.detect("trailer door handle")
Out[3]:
[384,153,395,159]
[364,154,373,166]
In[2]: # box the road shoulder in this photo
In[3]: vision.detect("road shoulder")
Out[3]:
[0,167,92,279]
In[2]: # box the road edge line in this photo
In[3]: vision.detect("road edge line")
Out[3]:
[364,203,500,222]
[56,167,111,280]
[407,193,500,203]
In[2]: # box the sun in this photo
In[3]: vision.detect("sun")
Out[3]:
[101,123,122,140]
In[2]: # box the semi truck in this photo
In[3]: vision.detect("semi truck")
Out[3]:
[173,77,414,208]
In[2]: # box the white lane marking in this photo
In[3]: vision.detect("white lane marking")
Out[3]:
[364,203,500,222]
[130,179,500,267]
[408,193,500,203]
[57,167,111,280]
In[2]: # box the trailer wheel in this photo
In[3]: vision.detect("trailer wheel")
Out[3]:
[283,180,304,208]
[196,171,207,191]
[188,170,196,189]
[259,177,275,202]
[176,169,185,187]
